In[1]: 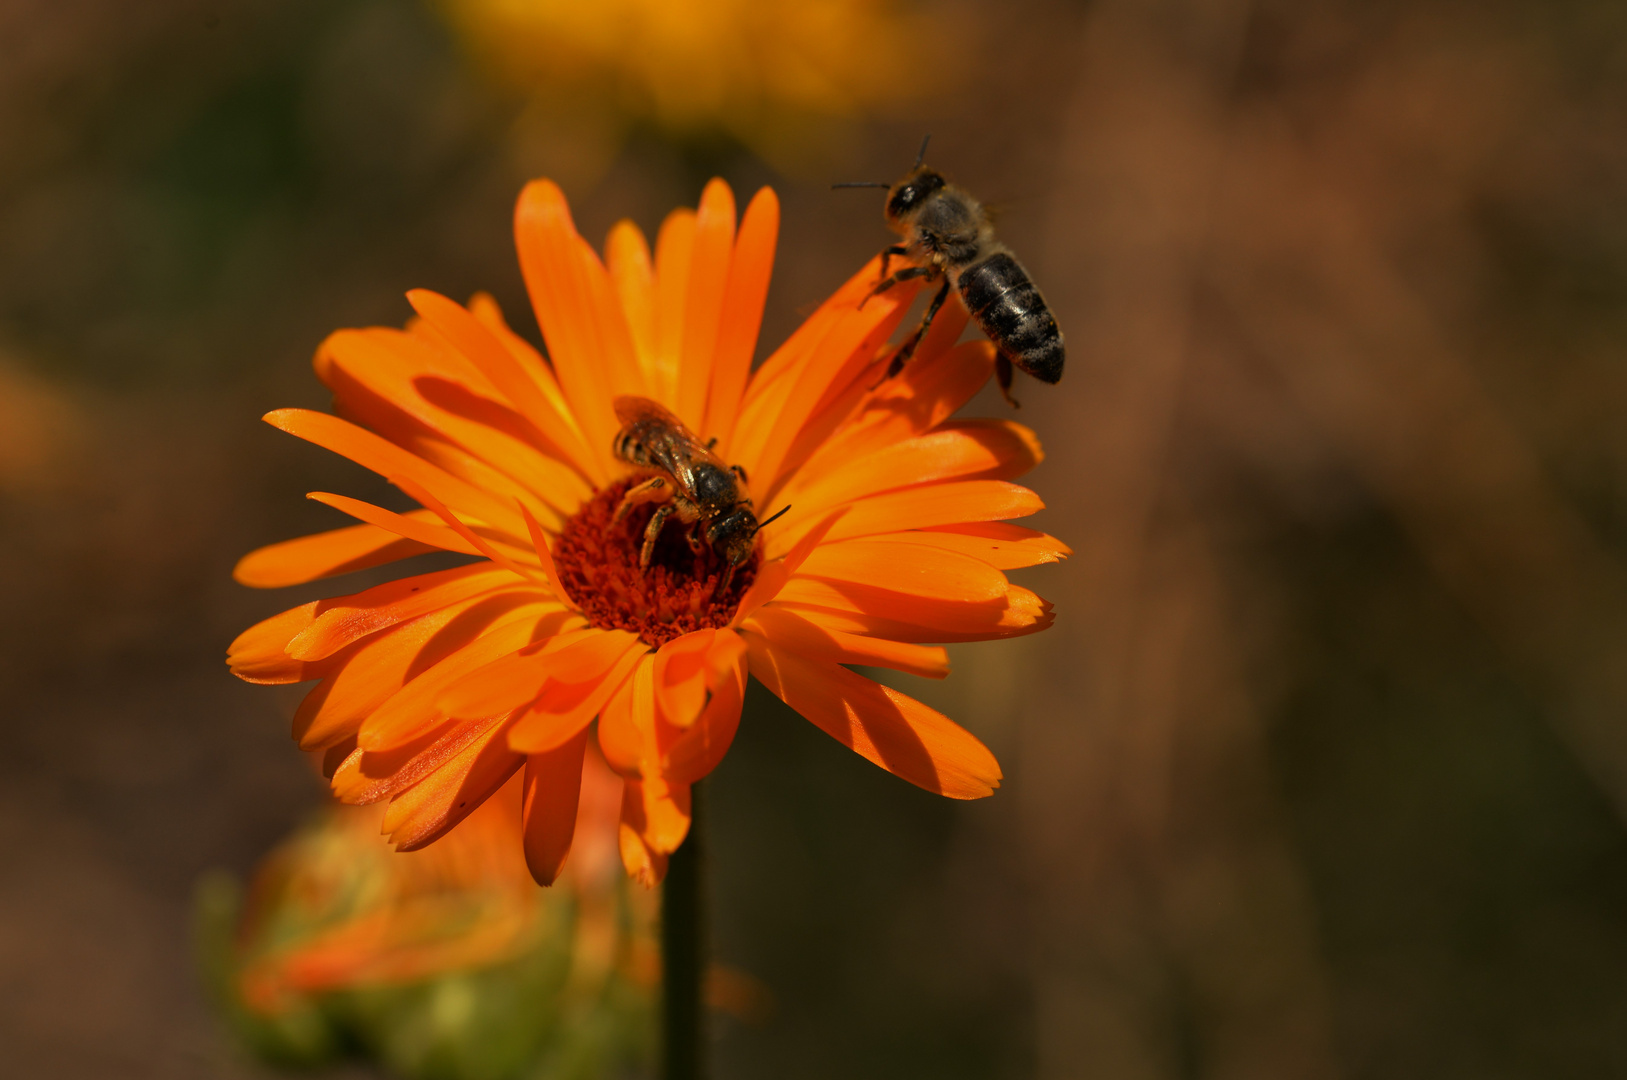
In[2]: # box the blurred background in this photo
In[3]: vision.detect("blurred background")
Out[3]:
[4,0,1627,1076]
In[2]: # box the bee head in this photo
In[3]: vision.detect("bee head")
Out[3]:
[885,168,946,224]
[705,507,759,569]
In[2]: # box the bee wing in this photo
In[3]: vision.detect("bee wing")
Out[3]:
[613,395,681,428]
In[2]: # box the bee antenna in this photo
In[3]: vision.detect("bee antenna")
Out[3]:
[752,505,792,535]
[914,134,932,168]
[831,181,891,190]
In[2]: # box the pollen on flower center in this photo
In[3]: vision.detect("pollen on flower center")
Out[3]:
[553,477,759,647]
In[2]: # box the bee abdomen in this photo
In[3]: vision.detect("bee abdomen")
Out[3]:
[957,252,1064,384]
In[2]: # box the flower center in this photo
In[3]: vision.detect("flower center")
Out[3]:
[554,477,759,647]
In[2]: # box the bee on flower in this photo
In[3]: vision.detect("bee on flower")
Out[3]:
[228,175,1065,888]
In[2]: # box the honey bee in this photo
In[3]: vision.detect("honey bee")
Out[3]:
[837,138,1064,406]
[610,395,787,589]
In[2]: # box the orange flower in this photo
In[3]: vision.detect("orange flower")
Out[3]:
[231,747,631,1014]
[229,178,1064,887]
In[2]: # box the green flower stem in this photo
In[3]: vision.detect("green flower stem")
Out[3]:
[662,779,707,1080]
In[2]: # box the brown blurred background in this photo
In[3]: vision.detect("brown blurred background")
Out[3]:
[4,0,1627,1076]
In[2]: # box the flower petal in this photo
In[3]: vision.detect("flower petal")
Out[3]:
[606,221,657,373]
[267,408,521,534]
[234,518,440,588]
[358,603,576,751]
[405,290,604,486]
[521,728,590,886]
[791,339,992,485]
[508,631,647,754]
[743,271,918,493]
[306,492,483,556]
[742,631,1001,799]
[652,629,718,730]
[228,601,320,684]
[785,419,1042,517]
[705,186,778,450]
[381,719,525,851]
[873,523,1072,570]
[438,627,603,720]
[674,179,736,429]
[744,605,949,679]
[768,480,1044,557]
[794,539,1011,604]
[288,563,517,661]
[598,655,651,777]
[650,207,696,407]
[729,506,848,626]
[317,326,591,514]
[625,774,691,856]
[663,652,746,785]
[514,180,645,470]
[776,584,1054,642]
[292,588,541,751]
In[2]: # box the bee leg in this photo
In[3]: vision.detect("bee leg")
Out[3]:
[639,504,676,568]
[872,279,952,389]
[878,244,908,280]
[730,463,749,484]
[686,521,706,555]
[612,476,667,527]
[718,563,736,594]
[859,264,932,309]
[995,354,1021,409]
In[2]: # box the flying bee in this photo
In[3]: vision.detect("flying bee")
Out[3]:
[610,395,788,591]
[836,138,1064,406]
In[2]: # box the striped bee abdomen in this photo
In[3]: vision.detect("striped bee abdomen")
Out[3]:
[957,252,1064,384]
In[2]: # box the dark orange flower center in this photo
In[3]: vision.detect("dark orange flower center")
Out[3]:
[554,477,759,647]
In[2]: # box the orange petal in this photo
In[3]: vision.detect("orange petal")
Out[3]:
[387,473,539,581]
[514,180,644,471]
[288,563,516,661]
[729,506,848,627]
[358,604,575,751]
[405,289,604,486]
[619,814,669,888]
[267,408,521,534]
[292,589,539,751]
[744,605,949,679]
[663,654,746,785]
[521,728,590,886]
[316,326,591,514]
[705,186,778,450]
[794,539,1010,604]
[785,419,1043,516]
[307,492,483,556]
[521,502,577,611]
[742,632,1001,799]
[382,718,525,851]
[598,656,651,777]
[228,601,320,684]
[624,774,691,855]
[437,627,602,720]
[652,629,718,730]
[508,631,648,754]
[878,523,1072,570]
[776,584,1055,642]
[674,179,736,428]
[768,480,1044,557]
[744,273,918,493]
[606,220,657,372]
[795,339,992,483]
[465,291,582,445]
[332,717,489,804]
[650,207,696,407]
[233,517,439,588]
